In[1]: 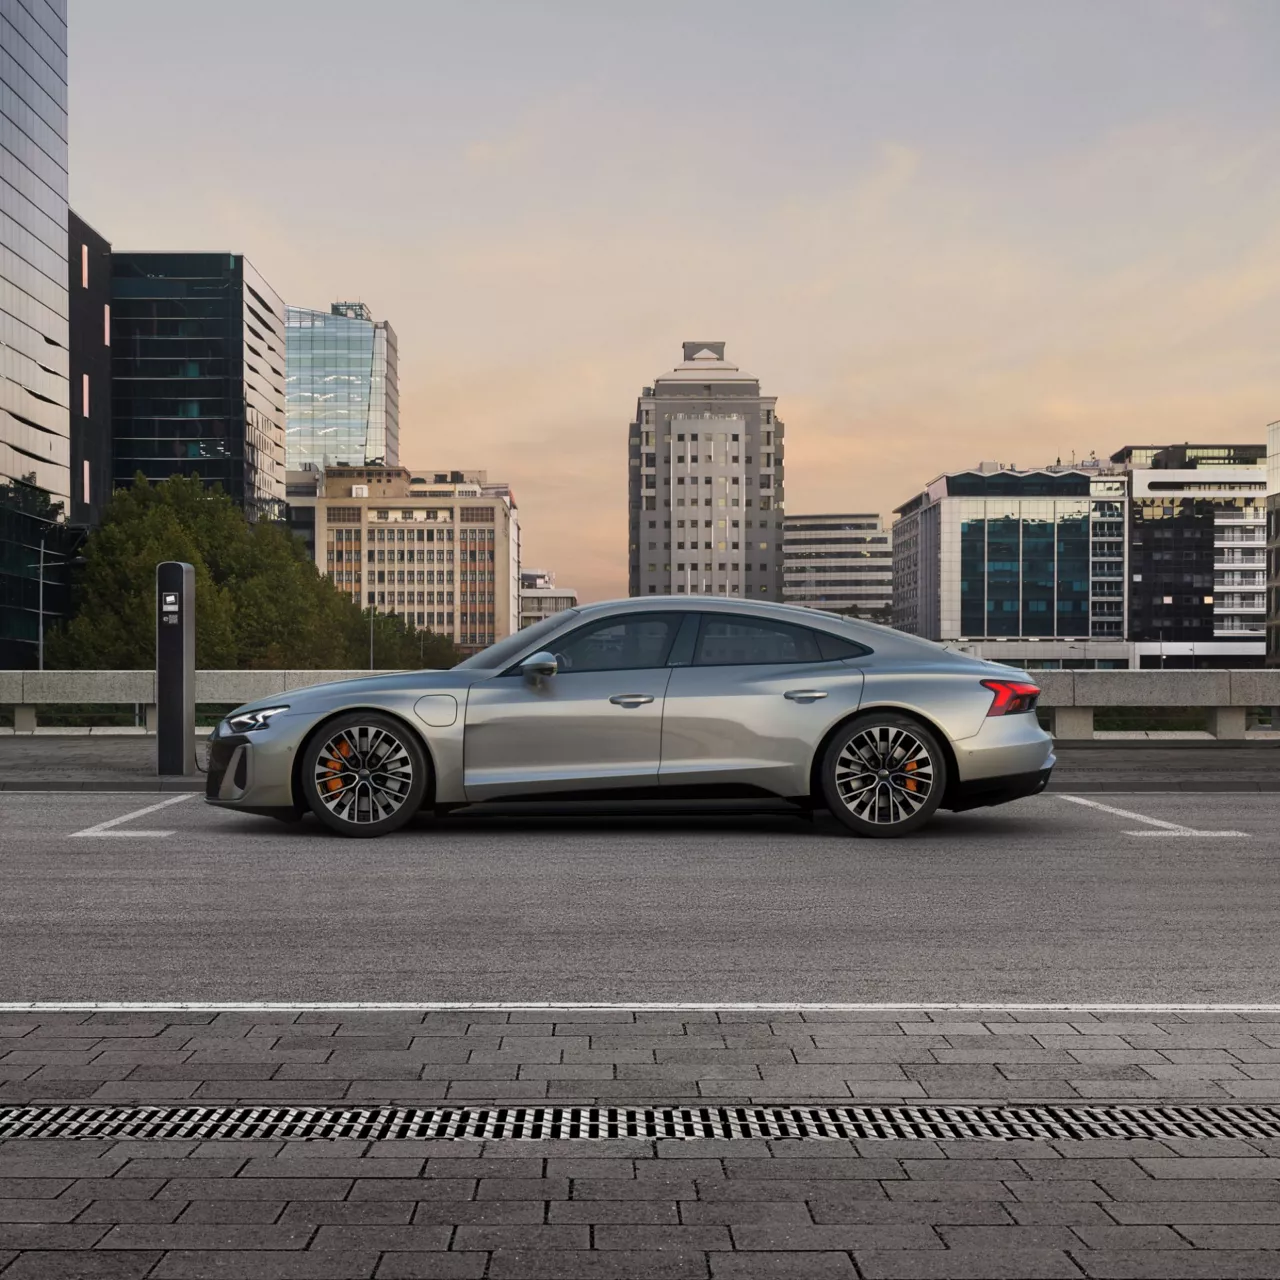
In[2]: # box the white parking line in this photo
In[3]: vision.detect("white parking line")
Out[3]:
[2,1001,1280,1013]
[68,793,194,839]
[1054,793,1247,837]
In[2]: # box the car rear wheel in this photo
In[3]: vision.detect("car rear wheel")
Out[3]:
[820,714,946,837]
[301,713,428,838]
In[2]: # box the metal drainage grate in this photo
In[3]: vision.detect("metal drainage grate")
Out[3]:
[3,1104,1280,1143]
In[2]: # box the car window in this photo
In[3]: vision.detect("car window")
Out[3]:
[815,630,871,660]
[694,616,825,666]
[454,609,578,669]
[552,614,682,673]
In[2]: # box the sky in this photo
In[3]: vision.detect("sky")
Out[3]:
[70,0,1280,603]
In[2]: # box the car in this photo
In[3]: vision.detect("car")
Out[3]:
[205,598,1054,839]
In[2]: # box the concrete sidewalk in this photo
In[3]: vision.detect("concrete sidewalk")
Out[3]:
[1,1009,1279,1278]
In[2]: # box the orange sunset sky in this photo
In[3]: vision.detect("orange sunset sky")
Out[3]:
[70,0,1279,603]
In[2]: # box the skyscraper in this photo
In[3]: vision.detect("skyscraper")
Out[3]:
[0,0,70,667]
[285,302,399,471]
[628,343,785,601]
[110,252,286,521]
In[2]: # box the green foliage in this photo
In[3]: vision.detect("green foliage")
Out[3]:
[46,474,463,671]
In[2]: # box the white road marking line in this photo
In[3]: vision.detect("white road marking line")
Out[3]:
[68,793,194,839]
[1053,793,1247,837]
[3,1001,1280,1013]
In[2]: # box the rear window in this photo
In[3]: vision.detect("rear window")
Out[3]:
[815,631,870,661]
[693,616,870,666]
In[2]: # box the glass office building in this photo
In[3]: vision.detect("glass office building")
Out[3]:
[893,467,1125,643]
[285,302,398,471]
[110,253,287,521]
[0,0,70,666]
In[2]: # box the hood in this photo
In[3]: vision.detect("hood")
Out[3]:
[227,667,479,717]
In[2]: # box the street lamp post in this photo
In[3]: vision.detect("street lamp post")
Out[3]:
[26,525,86,671]
[37,528,47,671]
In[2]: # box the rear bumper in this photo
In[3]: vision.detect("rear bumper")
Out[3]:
[944,765,1053,812]
[953,711,1054,782]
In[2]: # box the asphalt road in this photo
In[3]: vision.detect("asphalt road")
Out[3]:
[0,790,1275,1005]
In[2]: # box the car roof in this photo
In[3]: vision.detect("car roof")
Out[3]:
[574,596,853,626]
[566,596,951,657]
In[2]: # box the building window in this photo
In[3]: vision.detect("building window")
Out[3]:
[83,460,90,504]
[81,373,89,417]
[103,304,110,346]
[81,243,88,288]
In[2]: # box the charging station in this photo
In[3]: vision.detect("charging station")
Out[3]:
[156,561,195,776]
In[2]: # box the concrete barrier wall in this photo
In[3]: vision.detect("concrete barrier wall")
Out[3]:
[4,670,1280,739]
[6,670,402,704]
[3,669,1280,706]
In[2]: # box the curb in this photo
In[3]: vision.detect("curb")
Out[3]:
[0,779,205,792]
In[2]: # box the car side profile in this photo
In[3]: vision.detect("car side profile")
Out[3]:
[206,598,1054,838]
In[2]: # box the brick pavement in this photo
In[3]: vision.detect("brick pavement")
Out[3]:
[1,1010,1279,1276]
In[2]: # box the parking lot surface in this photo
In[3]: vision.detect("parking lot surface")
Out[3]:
[0,790,1276,1004]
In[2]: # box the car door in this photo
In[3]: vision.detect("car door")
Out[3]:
[463,611,683,801]
[658,612,866,797]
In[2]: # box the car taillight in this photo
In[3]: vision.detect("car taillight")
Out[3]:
[981,679,1040,716]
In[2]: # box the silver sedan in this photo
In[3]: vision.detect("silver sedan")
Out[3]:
[206,598,1054,838]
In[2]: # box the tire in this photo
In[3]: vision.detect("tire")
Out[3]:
[819,713,947,838]
[301,712,428,838]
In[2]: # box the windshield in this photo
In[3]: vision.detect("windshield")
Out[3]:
[452,609,579,670]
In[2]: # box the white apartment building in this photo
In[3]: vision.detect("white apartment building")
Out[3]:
[519,569,579,629]
[286,465,520,654]
[783,514,892,618]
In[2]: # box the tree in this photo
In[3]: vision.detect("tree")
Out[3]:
[46,474,463,670]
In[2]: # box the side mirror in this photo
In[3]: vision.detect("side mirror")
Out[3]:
[520,651,559,682]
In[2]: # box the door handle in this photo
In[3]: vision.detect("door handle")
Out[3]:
[784,689,828,703]
[609,693,655,708]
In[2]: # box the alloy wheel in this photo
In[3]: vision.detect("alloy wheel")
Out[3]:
[312,723,416,826]
[833,724,935,826]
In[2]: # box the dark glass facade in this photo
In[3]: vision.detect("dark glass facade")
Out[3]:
[110,253,286,520]
[0,0,70,667]
[285,302,398,470]
[951,473,1097,640]
[957,504,1092,638]
[1128,499,1213,641]
[68,208,110,527]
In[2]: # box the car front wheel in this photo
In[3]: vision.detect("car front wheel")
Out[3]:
[820,714,946,837]
[302,713,428,837]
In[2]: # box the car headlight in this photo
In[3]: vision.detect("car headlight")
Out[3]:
[222,705,290,734]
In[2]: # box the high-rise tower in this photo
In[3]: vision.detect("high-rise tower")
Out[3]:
[285,301,399,471]
[0,0,70,666]
[628,343,784,601]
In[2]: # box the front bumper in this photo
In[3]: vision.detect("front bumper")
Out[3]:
[205,727,301,816]
[206,733,252,802]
